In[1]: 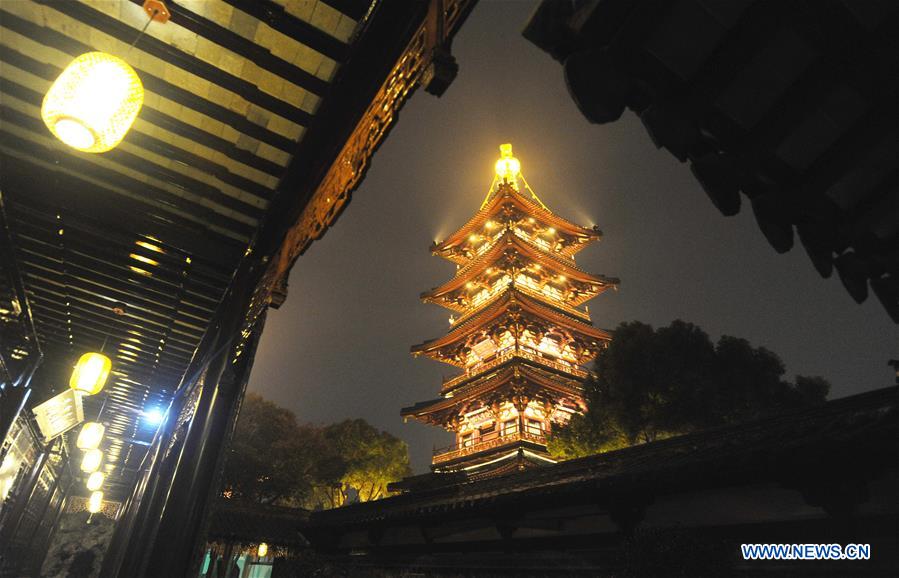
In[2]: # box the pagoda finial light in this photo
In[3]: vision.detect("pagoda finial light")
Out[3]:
[494,143,521,187]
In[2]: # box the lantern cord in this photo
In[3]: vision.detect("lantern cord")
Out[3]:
[128,9,159,52]
[96,390,111,425]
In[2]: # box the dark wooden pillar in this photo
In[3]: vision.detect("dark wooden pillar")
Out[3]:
[0,387,31,461]
[146,311,266,577]
[0,435,50,552]
[100,253,268,578]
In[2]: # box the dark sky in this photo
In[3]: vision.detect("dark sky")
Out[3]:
[248,1,898,474]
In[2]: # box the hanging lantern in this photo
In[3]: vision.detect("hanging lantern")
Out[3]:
[88,490,104,513]
[42,52,144,153]
[76,422,105,450]
[86,471,105,492]
[70,352,112,395]
[81,449,103,473]
[257,543,268,558]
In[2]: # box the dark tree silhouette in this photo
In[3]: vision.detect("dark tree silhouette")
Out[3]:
[222,393,336,506]
[222,394,410,509]
[548,320,831,459]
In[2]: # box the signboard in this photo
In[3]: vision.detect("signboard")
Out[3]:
[32,389,85,442]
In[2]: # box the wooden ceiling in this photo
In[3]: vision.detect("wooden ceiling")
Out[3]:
[0,0,373,496]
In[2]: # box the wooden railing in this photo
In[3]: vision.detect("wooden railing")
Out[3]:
[432,424,546,464]
[441,348,588,392]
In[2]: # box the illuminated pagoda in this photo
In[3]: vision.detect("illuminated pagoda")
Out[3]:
[403,145,619,475]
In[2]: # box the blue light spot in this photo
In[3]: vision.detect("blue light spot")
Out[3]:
[143,408,165,426]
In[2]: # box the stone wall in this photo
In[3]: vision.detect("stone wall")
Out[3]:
[40,511,116,578]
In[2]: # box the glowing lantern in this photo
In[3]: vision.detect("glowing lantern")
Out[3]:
[88,490,104,513]
[86,471,105,492]
[70,352,111,395]
[42,52,144,153]
[76,422,105,450]
[494,143,521,185]
[257,543,268,557]
[81,449,103,473]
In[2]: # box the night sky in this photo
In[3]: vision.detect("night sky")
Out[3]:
[248,1,898,474]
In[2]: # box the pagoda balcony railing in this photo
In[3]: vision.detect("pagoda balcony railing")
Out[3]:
[433,424,546,464]
[442,347,588,392]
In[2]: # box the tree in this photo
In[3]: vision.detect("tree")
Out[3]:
[548,320,830,459]
[222,395,411,510]
[319,419,411,506]
[222,393,335,506]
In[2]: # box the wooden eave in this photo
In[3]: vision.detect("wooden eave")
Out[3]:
[2,0,478,500]
[411,288,611,362]
[421,229,619,306]
[401,362,583,422]
[433,186,601,263]
[443,359,584,401]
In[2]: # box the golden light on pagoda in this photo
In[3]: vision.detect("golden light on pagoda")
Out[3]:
[41,52,144,153]
[88,491,104,513]
[257,543,268,557]
[80,449,103,473]
[86,471,105,492]
[494,143,521,185]
[70,352,111,395]
[76,422,105,450]
[407,144,618,472]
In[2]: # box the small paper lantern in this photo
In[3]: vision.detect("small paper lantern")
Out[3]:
[86,471,105,492]
[76,422,105,450]
[257,543,268,557]
[42,52,143,153]
[88,490,104,513]
[80,449,103,473]
[70,352,111,395]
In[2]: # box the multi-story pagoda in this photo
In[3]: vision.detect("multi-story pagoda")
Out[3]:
[403,144,619,476]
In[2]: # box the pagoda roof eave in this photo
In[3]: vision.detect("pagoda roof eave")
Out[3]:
[402,363,584,420]
[410,288,611,358]
[433,186,600,259]
[421,230,619,301]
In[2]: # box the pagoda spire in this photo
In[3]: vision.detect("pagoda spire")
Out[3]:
[403,145,619,475]
[482,143,546,210]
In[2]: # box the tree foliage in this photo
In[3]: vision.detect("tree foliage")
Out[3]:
[548,320,831,459]
[318,419,412,507]
[222,394,410,509]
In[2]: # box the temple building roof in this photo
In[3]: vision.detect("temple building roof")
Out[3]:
[207,501,308,548]
[0,3,479,571]
[523,0,898,322]
[320,386,899,526]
